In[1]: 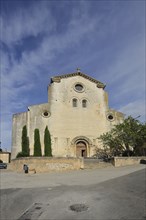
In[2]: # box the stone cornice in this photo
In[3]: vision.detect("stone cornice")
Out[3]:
[51,72,106,89]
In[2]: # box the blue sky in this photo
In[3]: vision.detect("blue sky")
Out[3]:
[0,0,145,151]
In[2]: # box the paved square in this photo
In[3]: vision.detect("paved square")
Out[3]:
[0,164,146,220]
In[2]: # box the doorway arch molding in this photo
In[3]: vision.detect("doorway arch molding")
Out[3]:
[71,136,92,145]
[71,136,92,157]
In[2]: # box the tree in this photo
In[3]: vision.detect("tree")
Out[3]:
[132,123,146,156]
[98,132,125,157]
[34,129,42,156]
[22,125,29,156]
[16,125,29,158]
[44,126,52,156]
[98,116,146,157]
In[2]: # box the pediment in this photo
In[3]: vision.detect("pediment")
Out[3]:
[51,71,106,89]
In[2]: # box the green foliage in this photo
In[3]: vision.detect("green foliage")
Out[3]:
[44,126,52,156]
[16,151,29,158]
[98,116,146,157]
[34,129,42,156]
[98,132,124,157]
[21,125,29,157]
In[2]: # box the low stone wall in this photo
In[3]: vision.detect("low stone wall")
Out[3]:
[8,157,84,173]
[112,157,146,167]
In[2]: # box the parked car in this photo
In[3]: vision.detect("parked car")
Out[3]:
[140,159,146,164]
[0,163,7,169]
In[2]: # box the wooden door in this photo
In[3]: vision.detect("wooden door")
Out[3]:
[76,141,87,157]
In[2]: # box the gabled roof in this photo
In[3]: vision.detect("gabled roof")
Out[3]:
[51,71,106,89]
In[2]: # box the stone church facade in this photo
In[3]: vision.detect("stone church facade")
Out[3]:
[11,71,124,159]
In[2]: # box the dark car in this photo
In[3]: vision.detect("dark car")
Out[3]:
[0,163,7,169]
[140,159,146,164]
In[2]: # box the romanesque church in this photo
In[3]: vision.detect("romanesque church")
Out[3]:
[11,70,124,159]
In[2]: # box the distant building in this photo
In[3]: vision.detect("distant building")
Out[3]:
[11,71,124,159]
[0,151,11,163]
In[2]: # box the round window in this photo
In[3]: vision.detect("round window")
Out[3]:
[42,111,50,118]
[107,114,114,121]
[74,83,84,92]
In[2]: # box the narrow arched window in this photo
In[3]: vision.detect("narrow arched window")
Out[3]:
[82,99,87,108]
[72,98,77,107]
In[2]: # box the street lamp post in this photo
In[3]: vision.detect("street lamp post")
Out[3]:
[134,115,141,119]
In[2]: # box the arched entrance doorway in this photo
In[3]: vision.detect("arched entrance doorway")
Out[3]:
[71,136,92,158]
[76,141,87,157]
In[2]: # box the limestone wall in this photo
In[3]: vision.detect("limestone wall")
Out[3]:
[48,75,124,157]
[112,157,146,167]
[11,73,124,159]
[8,157,84,173]
[0,152,11,163]
[27,103,50,156]
[11,112,27,159]
[49,76,109,138]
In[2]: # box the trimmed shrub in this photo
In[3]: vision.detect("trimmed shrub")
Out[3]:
[15,126,29,158]
[44,126,52,156]
[21,125,29,156]
[16,151,29,158]
[34,129,42,156]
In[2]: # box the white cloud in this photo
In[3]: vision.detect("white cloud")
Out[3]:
[103,36,145,84]
[1,2,56,45]
[1,2,102,97]
[1,2,102,151]
[0,119,12,151]
[0,1,145,151]
[118,100,146,122]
